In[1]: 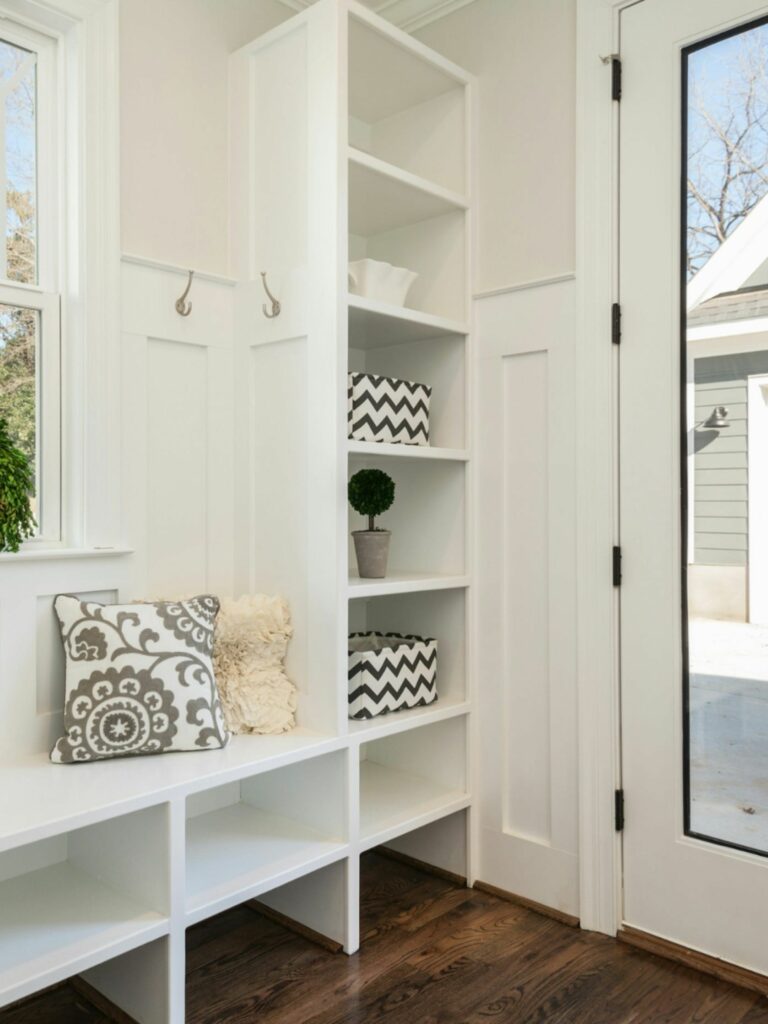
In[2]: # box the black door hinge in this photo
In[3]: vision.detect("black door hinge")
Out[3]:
[612,545,622,587]
[612,302,622,345]
[612,57,622,101]
[615,789,625,832]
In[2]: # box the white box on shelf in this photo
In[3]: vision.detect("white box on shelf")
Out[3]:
[347,371,431,446]
[348,632,438,720]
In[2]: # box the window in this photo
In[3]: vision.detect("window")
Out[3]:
[0,22,59,543]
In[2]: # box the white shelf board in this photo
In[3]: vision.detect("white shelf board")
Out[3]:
[185,804,347,925]
[359,760,469,851]
[348,8,469,125]
[348,698,470,743]
[348,572,470,599]
[0,862,168,1007]
[0,731,344,854]
[349,149,468,236]
[348,293,469,349]
[348,440,468,462]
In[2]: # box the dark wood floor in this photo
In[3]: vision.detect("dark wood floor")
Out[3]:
[4,851,768,1023]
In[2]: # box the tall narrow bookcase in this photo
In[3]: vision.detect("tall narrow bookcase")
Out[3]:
[231,0,474,953]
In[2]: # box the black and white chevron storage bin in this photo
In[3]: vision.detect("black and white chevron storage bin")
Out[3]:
[348,632,438,720]
[347,371,431,446]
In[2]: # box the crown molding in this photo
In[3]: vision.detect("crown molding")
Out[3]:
[275,0,479,32]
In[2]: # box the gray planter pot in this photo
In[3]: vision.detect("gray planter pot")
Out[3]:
[353,530,391,579]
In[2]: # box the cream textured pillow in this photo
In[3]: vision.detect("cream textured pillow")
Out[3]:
[51,594,229,763]
[213,595,297,735]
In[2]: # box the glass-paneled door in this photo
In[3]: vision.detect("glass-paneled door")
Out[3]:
[621,0,768,973]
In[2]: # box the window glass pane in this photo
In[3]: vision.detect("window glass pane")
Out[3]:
[684,19,768,855]
[0,39,36,284]
[0,303,39,523]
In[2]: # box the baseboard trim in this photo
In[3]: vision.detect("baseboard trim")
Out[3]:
[70,978,138,1024]
[376,845,468,887]
[247,899,343,954]
[619,927,768,997]
[473,880,581,929]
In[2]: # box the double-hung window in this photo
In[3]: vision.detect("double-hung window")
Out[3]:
[0,20,59,543]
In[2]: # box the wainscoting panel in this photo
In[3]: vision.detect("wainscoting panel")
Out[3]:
[121,258,236,601]
[0,558,132,758]
[474,277,579,917]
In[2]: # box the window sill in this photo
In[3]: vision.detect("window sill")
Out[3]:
[0,546,134,563]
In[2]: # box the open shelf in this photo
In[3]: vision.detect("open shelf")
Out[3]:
[349,206,466,323]
[359,716,468,850]
[348,587,468,717]
[0,807,169,1009]
[185,804,347,925]
[348,294,469,349]
[349,697,470,742]
[349,149,467,237]
[348,572,469,599]
[348,11,468,194]
[0,862,167,1007]
[184,752,347,925]
[360,761,468,849]
[348,440,468,462]
[348,454,466,579]
[349,321,467,449]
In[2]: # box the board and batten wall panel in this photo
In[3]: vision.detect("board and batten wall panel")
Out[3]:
[121,259,236,602]
[475,278,579,916]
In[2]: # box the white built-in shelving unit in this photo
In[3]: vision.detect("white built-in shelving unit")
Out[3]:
[0,3,472,1021]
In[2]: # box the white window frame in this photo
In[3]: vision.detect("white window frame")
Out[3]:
[0,19,61,543]
[0,0,120,553]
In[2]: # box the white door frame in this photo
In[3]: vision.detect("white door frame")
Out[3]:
[576,0,768,938]
[575,0,637,936]
[748,374,768,624]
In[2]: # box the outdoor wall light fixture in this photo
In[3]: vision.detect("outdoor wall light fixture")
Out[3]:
[704,406,730,428]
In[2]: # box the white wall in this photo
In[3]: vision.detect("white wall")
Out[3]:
[120,0,290,275]
[415,0,577,293]
[417,0,580,914]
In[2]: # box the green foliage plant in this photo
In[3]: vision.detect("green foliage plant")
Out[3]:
[0,416,36,552]
[348,468,395,532]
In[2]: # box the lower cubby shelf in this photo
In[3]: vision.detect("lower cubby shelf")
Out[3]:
[0,807,170,1009]
[184,751,348,926]
[359,761,469,850]
[358,716,469,851]
[186,804,348,925]
[1,712,471,1017]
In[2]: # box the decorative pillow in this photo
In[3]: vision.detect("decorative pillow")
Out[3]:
[213,595,297,735]
[51,594,230,764]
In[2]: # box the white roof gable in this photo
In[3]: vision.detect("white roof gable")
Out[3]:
[688,192,768,311]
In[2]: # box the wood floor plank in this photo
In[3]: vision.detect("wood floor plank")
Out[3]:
[3,850,768,1024]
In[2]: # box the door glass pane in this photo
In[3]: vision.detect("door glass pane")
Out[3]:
[0,303,40,527]
[0,38,36,285]
[685,18,768,854]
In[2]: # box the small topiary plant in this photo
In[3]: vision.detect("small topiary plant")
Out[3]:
[348,468,395,532]
[0,416,36,552]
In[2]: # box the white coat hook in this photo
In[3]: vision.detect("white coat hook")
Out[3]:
[175,270,194,317]
[260,271,281,319]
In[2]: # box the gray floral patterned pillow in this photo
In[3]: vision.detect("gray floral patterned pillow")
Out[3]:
[51,594,230,764]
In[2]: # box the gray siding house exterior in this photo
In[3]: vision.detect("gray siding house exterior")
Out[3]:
[693,351,768,566]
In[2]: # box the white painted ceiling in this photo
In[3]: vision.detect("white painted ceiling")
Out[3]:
[276,0,478,33]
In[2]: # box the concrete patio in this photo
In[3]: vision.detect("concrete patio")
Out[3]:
[689,617,768,851]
